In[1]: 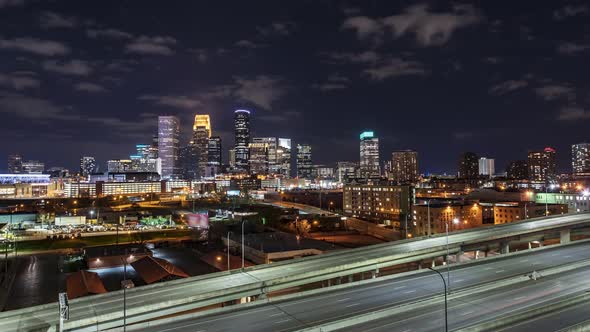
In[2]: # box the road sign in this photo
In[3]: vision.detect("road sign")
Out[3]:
[58,292,69,320]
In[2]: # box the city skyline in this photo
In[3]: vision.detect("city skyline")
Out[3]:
[0,1,589,172]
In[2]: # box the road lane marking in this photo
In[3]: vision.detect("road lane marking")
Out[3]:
[514,296,526,301]
[270,313,283,317]
[461,310,474,316]
[454,279,464,283]
[394,286,406,290]
[495,270,505,273]
[345,303,361,307]
[274,319,291,324]
[520,259,529,263]
[336,298,351,302]
[403,290,416,294]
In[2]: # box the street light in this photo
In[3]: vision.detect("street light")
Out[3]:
[427,200,431,237]
[446,218,459,294]
[227,231,232,271]
[428,267,448,332]
[241,219,246,269]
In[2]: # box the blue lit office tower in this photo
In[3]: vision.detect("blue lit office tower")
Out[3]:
[297,144,313,179]
[359,131,380,179]
[234,110,251,172]
[206,136,222,177]
[158,116,180,179]
[79,156,96,177]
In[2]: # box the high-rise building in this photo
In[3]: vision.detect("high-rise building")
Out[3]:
[234,110,251,172]
[21,160,44,174]
[297,144,313,179]
[478,157,495,177]
[506,160,528,180]
[390,150,419,184]
[249,138,271,174]
[337,161,357,183]
[229,149,236,168]
[149,134,159,159]
[206,136,222,177]
[7,154,23,174]
[275,138,292,177]
[107,159,134,173]
[80,156,96,177]
[158,116,180,179]
[458,152,479,179]
[528,147,556,183]
[572,143,590,176]
[130,144,160,173]
[193,114,211,178]
[179,145,199,180]
[359,131,380,178]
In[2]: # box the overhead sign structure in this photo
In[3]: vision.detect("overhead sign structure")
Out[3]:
[58,292,69,332]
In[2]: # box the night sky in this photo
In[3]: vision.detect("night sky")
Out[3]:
[0,0,588,174]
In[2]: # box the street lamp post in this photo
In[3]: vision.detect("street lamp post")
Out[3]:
[427,200,431,237]
[241,219,246,269]
[446,218,459,294]
[227,231,232,271]
[428,267,448,332]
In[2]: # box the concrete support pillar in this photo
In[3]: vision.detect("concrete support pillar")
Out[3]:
[371,270,377,279]
[561,229,571,244]
[418,263,422,270]
[336,277,342,285]
[528,242,532,250]
[348,275,353,283]
[475,250,480,259]
[501,241,510,254]
[455,251,464,264]
[431,259,436,268]
[361,272,364,280]
[258,292,267,300]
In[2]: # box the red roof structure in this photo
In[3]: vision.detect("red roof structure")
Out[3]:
[66,270,108,299]
[130,256,189,284]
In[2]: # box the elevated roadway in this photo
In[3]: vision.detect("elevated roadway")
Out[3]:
[2,213,590,331]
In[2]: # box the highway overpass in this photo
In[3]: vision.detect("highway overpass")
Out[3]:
[1,212,590,331]
[117,239,590,331]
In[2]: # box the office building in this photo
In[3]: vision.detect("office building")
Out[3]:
[129,144,160,173]
[80,156,96,177]
[275,138,292,177]
[107,159,134,173]
[412,202,483,236]
[506,160,528,180]
[207,136,222,166]
[572,143,590,176]
[359,131,380,178]
[234,110,250,172]
[458,152,479,179]
[337,161,357,183]
[390,150,419,184]
[22,160,45,174]
[314,165,335,179]
[149,134,159,159]
[296,144,313,179]
[7,154,23,174]
[478,157,495,177]
[193,114,211,178]
[343,184,413,224]
[528,147,556,183]
[158,116,180,179]
[179,145,199,180]
[229,149,236,168]
[249,137,273,175]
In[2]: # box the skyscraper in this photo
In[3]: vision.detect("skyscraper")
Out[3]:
[297,144,313,179]
[528,147,556,183]
[337,161,358,183]
[179,144,198,180]
[478,157,495,177]
[390,150,419,184]
[359,131,380,179]
[234,110,251,172]
[22,160,44,174]
[158,115,180,179]
[79,156,96,177]
[249,138,271,174]
[7,154,22,174]
[193,114,211,178]
[458,152,479,179]
[506,160,528,180]
[572,143,590,176]
[206,136,222,177]
[275,138,292,177]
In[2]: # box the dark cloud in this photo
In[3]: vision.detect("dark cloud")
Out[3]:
[0,37,69,55]
[42,59,93,76]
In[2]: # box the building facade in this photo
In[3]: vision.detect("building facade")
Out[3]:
[572,143,590,177]
[296,144,313,179]
[528,147,556,183]
[79,156,96,177]
[274,138,292,177]
[249,138,271,175]
[506,160,528,180]
[7,154,23,174]
[158,116,180,179]
[234,110,251,172]
[343,184,413,222]
[412,202,482,237]
[478,157,495,177]
[458,152,479,179]
[193,114,211,178]
[359,131,380,179]
[337,161,358,183]
[390,150,418,184]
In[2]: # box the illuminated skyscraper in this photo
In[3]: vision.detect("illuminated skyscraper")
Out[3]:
[528,147,556,183]
[297,144,313,179]
[391,150,418,184]
[193,114,211,178]
[249,138,271,174]
[359,131,380,178]
[79,156,96,177]
[572,143,590,176]
[234,110,251,172]
[7,154,23,174]
[275,138,292,177]
[158,115,180,179]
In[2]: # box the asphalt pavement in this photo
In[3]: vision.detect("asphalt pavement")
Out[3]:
[132,240,590,332]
